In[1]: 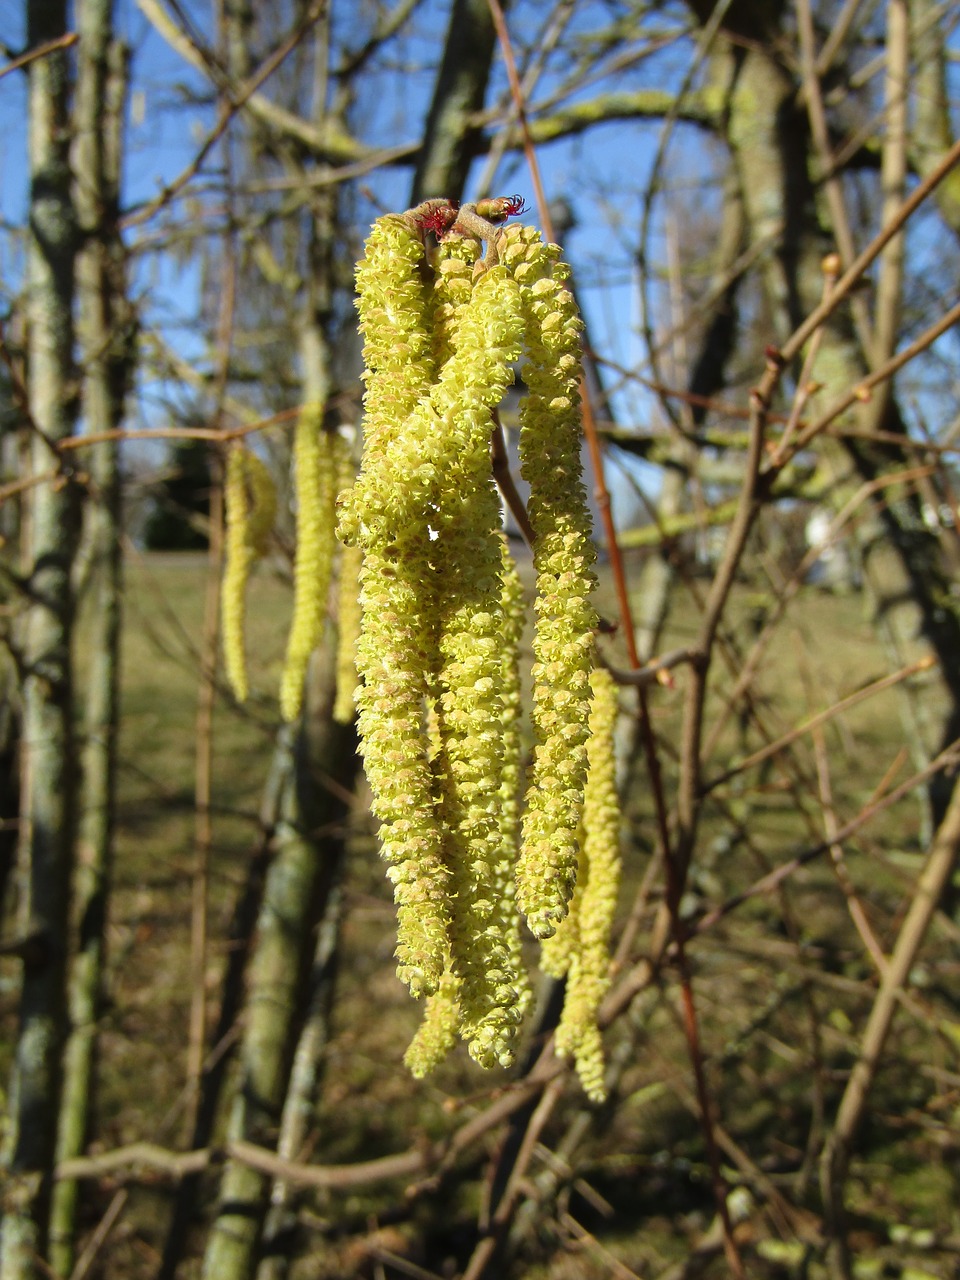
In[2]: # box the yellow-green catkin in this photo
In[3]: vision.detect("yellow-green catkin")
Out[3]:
[404,965,460,1078]
[398,279,530,1073]
[491,538,532,1024]
[427,267,527,1067]
[348,214,440,464]
[222,445,277,703]
[555,665,621,1102]
[280,408,340,722]
[337,215,453,998]
[500,224,598,939]
[431,235,480,368]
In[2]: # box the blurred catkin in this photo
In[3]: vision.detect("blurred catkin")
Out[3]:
[280,408,341,722]
[221,445,277,704]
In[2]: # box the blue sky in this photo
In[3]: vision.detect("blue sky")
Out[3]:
[0,0,679,525]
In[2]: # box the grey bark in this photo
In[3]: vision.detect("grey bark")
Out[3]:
[49,7,131,1273]
[0,4,79,1276]
[254,882,343,1280]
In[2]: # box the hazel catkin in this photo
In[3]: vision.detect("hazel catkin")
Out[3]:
[499,224,599,940]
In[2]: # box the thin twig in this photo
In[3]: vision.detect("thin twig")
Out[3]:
[605,646,705,689]
[811,722,889,974]
[796,0,875,358]
[0,31,78,81]
[125,0,327,227]
[783,296,960,460]
[704,655,935,794]
[820,776,960,1260]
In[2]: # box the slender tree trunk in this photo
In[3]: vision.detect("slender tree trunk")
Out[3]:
[255,883,343,1280]
[49,8,130,1273]
[0,5,78,1277]
[200,664,356,1280]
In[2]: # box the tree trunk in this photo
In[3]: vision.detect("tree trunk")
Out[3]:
[254,882,344,1280]
[49,7,130,1273]
[0,4,78,1276]
[410,0,501,202]
[200,667,356,1280]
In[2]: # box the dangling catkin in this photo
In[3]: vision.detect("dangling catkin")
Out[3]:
[280,406,340,722]
[555,666,621,1102]
[338,214,453,997]
[499,224,598,940]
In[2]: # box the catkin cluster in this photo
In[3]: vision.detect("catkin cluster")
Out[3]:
[341,205,611,1078]
[220,200,622,1094]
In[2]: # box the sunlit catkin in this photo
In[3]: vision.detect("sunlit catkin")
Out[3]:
[222,446,277,703]
[501,224,598,939]
[338,214,453,997]
[491,538,532,1024]
[430,267,527,1067]
[555,666,621,1102]
[280,407,339,722]
[342,202,601,1060]
[431,234,480,368]
[404,965,460,1079]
